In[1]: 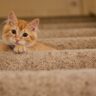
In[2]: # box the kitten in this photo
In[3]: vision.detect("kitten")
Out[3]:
[0,11,56,53]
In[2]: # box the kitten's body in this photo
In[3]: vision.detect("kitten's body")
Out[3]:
[0,11,56,53]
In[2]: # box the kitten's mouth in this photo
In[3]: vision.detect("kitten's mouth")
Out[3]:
[15,41,20,45]
[15,41,25,46]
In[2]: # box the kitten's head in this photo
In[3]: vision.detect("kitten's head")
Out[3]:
[2,11,39,47]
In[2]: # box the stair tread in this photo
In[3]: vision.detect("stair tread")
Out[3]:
[39,28,96,38]
[0,69,95,96]
[0,49,96,70]
[40,37,96,49]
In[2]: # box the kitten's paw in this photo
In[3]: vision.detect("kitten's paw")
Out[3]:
[14,45,26,54]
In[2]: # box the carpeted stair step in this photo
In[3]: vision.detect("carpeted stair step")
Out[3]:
[0,70,96,96]
[40,17,96,23]
[40,22,96,29]
[0,49,96,70]
[40,37,96,49]
[39,28,96,38]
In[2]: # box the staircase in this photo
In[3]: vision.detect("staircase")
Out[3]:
[0,17,96,96]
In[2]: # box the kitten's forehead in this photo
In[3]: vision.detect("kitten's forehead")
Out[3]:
[21,29,28,33]
[17,20,27,30]
[12,25,18,29]
[12,23,27,32]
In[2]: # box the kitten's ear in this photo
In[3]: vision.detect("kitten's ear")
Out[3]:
[27,18,39,31]
[7,11,18,25]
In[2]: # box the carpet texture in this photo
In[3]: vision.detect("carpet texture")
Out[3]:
[0,49,96,70]
[0,17,96,96]
[39,28,96,38]
[0,70,96,96]
[40,37,96,49]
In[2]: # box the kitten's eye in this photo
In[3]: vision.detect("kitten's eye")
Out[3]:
[11,29,16,34]
[23,33,28,37]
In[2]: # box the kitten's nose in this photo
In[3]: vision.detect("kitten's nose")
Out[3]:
[15,36,20,41]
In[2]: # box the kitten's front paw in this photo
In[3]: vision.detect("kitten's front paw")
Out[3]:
[14,45,26,54]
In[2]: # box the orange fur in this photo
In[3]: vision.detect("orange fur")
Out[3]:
[2,19,37,46]
[0,11,56,53]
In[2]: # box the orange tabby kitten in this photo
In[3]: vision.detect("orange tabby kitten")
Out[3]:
[0,11,56,53]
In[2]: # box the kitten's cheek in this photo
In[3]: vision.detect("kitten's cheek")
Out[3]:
[9,38,15,44]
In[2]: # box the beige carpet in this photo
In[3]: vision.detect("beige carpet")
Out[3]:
[0,70,96,96]
[0,17,96,96]
[0,49,96,70]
